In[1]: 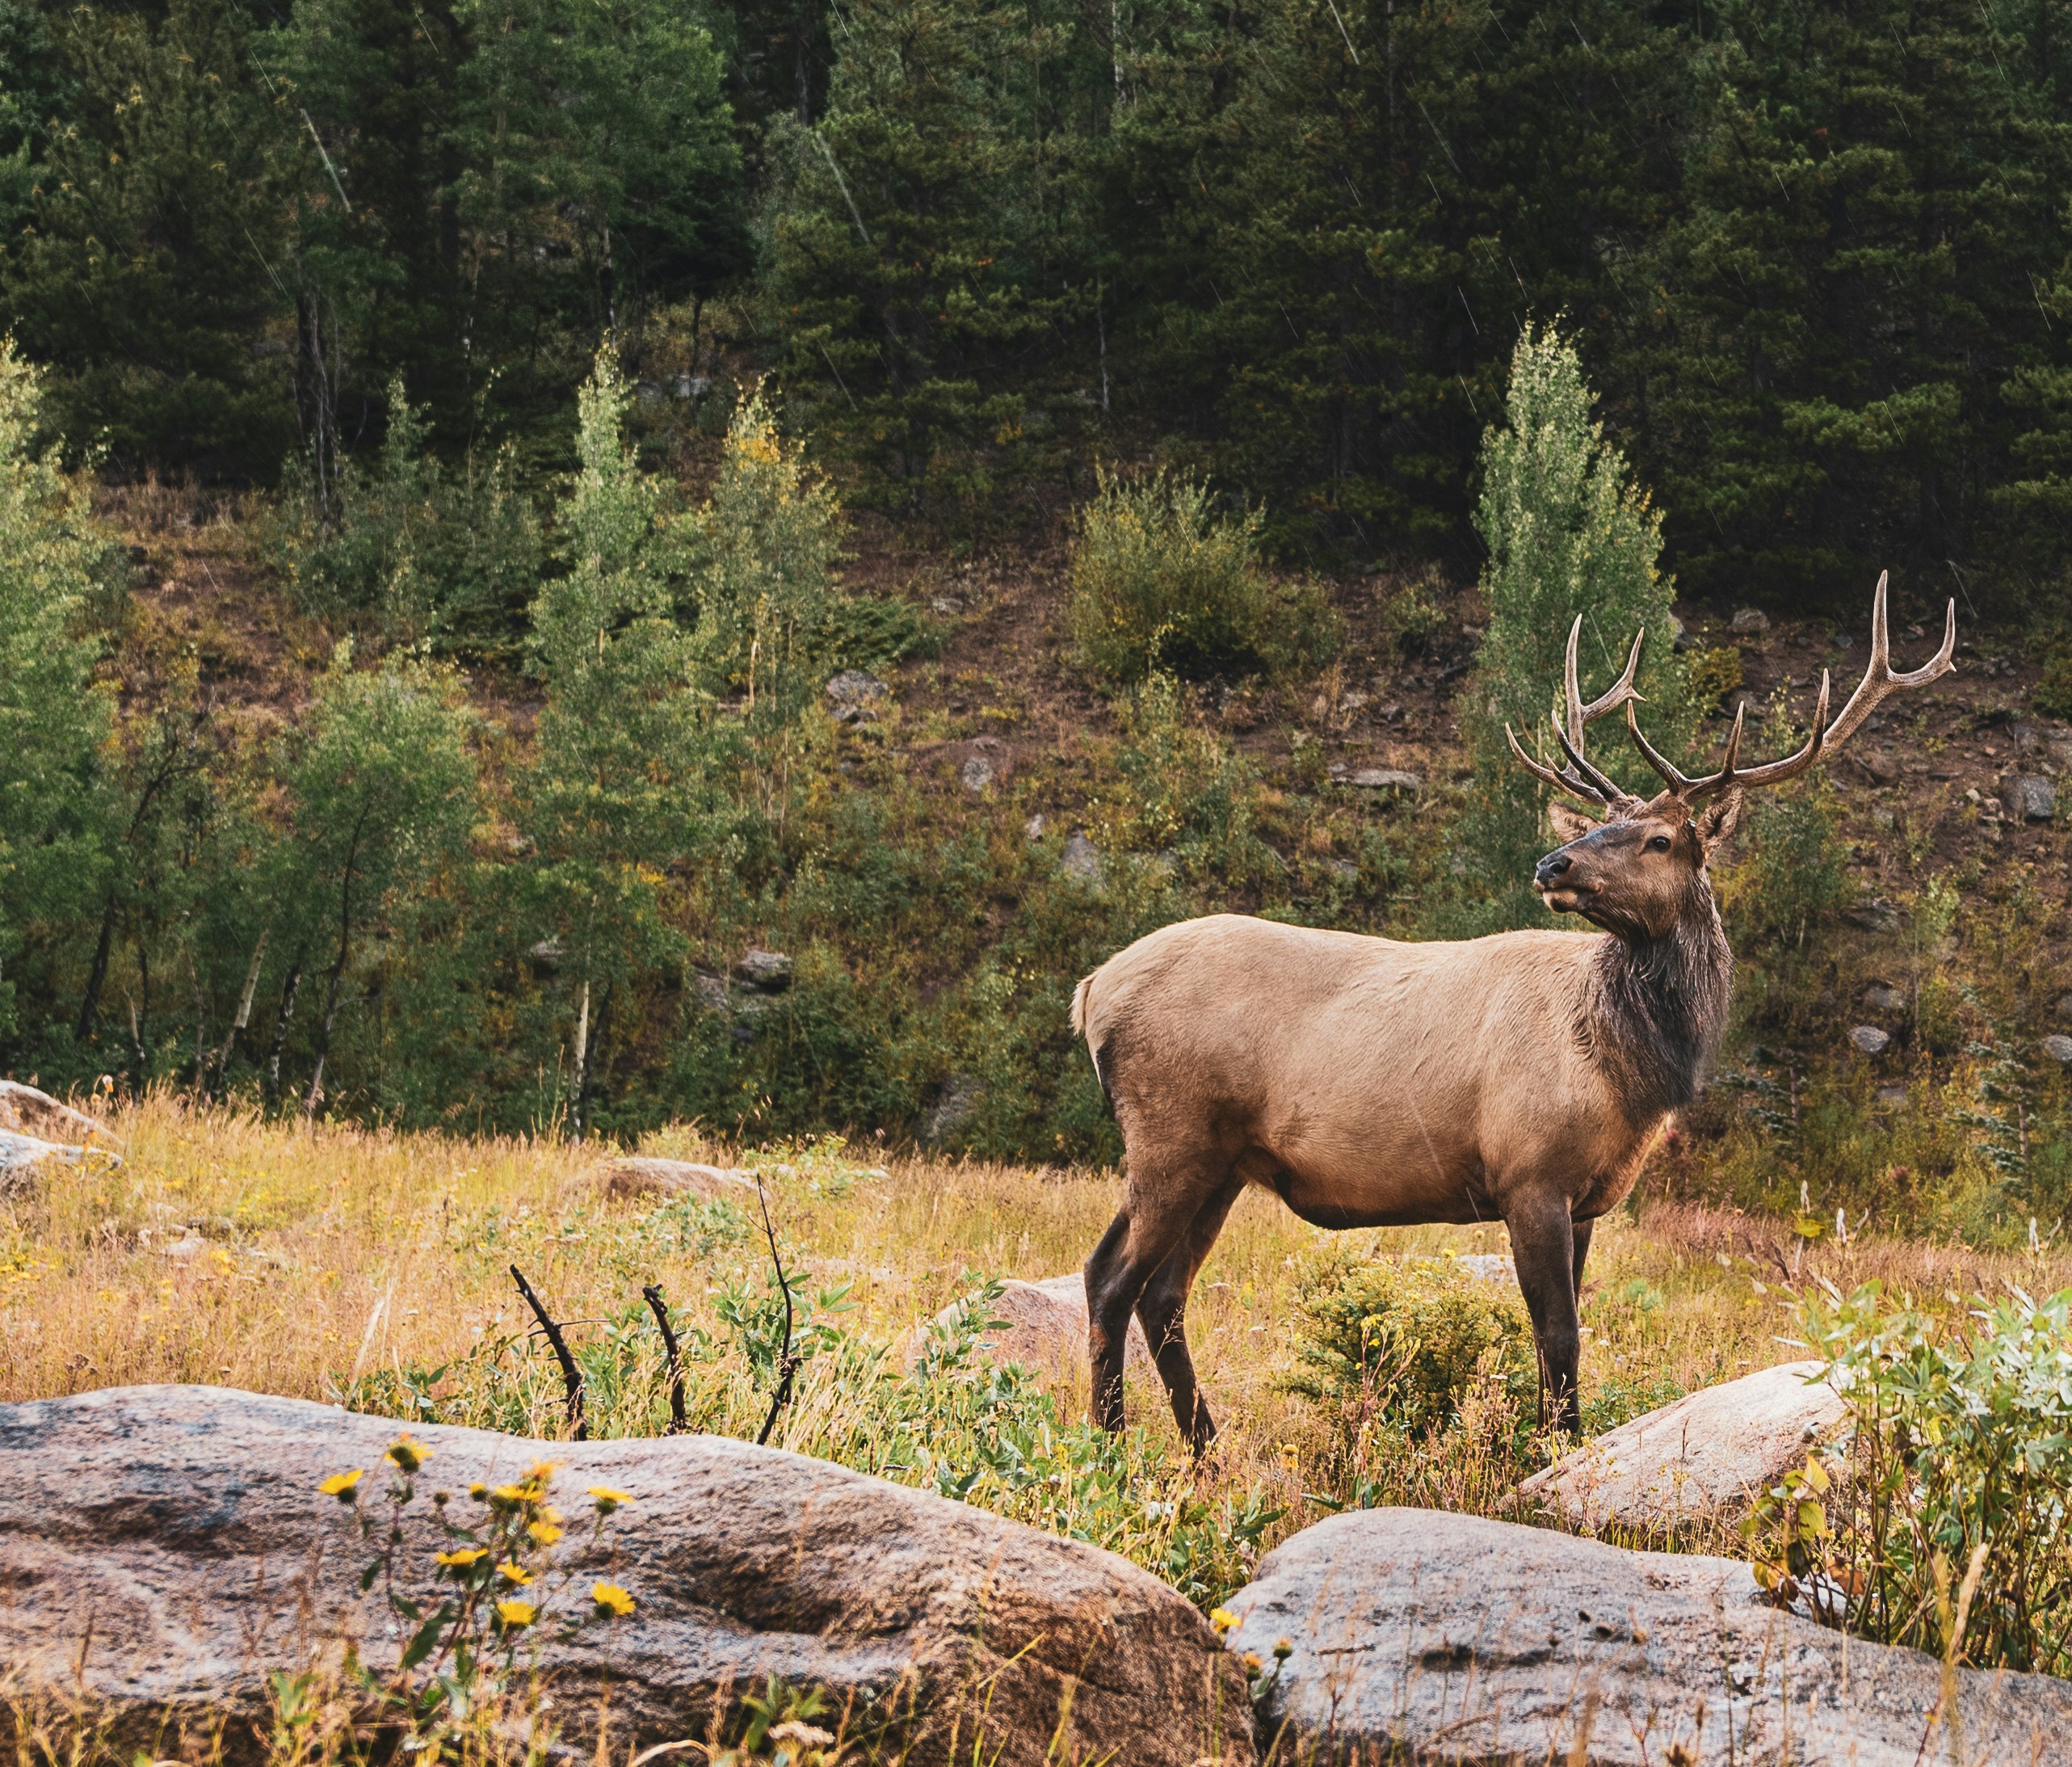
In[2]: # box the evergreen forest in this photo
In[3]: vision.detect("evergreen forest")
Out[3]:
[2,0,2071,1247]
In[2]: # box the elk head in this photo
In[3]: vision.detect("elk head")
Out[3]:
[1508,574,1956,942]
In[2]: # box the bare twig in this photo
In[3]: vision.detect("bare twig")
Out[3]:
[510,1264,586,1440]
[754,1177,800,1448]
[643,1283,687,1435]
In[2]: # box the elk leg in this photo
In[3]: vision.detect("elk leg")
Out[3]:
[1135,1175,1246,1454]
[1084,1168,1225,1434]
[1571,1218,1595,1297]
[1507,1190,1583,1436]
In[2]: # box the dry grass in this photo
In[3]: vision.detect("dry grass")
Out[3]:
[7,1092,2072,1558]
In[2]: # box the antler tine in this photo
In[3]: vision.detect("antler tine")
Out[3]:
[1553,716,1630,805]
[1561,617,1646,746]
[1818,574,1959,754]
[1507,722,1613,810]
[1624,698,1704,796]
[1726,669,1832,790]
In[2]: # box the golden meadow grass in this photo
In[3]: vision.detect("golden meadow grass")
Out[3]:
[11,1090,2071,1557]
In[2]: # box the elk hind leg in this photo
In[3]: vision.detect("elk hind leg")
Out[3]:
[1084,1155,1228,1435]
[1507,1189,1583,1436]
[1135,1174,1246,1454]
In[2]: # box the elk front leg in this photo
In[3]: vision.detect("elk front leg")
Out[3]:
[1572,1217,1595,1298]
[1507,1189,1582,1436]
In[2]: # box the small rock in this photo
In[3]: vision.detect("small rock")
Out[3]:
[1061,831,1104,886]
[1729,606,1771,635]
[1844,898,1903,934]
[961,755,994,793]
[911,1274,1149,1374]
[1023,813,1044,839]
[593,1158,756,1203]
[733,949,794,993]
[2003,772,2057,822]
[1451,1252,1515,1285]
[1,1388,1250,1767]
[1848,1024,1892,1055]
[162,1235,205,1261]
[2056,993,2072,1022]
[1848,748,1900,786]
[922,1074,980,1144]
[824,668,889,708]
[1519,1361,1847,1531]
[2041,1035,2072,1066]
[1877,1084,1908,1104]
[1226,1508,2072,1767]
[1862,982,1907,1012]
[1342,768,1423,792]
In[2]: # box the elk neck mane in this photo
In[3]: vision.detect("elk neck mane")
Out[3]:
[1576,879,1734,1121]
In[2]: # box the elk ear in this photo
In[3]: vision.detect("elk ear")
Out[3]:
[1693,790,1744,857]
[1546,801,1599,844]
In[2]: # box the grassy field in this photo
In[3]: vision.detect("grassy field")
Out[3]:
[10,1093,2070,1591]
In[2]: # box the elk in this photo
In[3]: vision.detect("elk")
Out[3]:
[1073,577,1954,1445]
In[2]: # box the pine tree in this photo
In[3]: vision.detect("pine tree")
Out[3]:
[1453,323,1692,930]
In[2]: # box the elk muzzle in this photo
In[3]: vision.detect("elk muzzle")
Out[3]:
[1534,847,1586,912]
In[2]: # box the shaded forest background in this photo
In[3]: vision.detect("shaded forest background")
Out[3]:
[6,0,2072,596]
[1,0,2070,1252]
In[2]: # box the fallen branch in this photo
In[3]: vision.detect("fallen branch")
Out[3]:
[642,1282,687,1435]
[754,1177,800,1448]
[510,1264,586,1441]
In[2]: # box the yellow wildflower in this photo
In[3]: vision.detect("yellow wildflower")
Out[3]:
[591,1581,636,1618]
[319,1469,364,1501]
[1279,1443,1301,1471]
[385,1437,431,1474]
[494,1599,536,1629]
[528,1519,564,1547]
[1242,1652,1263,1675]
[587,1485,633,1515]
[468,1482,488,1500]
[435,1546,488,1568]
[496,1561,532,1586]
[1208,1606,1238,1635]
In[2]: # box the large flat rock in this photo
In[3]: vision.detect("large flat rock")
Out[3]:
[1225,1509,2068,1765]
[1519,1359,1847,1531]
[0,1386,1251,1767]
[911,1273,1150,1375]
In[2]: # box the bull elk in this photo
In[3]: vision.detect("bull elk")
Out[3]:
[1073,576,1954,1445]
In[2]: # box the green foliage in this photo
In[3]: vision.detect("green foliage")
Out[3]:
[276,644,478,1110]
[1687,645,1746,712]
[1287,1249,1533,1441]
[1069,466,1334,686]
[1450,324,1692,930]
[1796,1281,2072,1677]
[2033,645,2072,720]
[271,380,541,652]
[0,343,116,1040]
[6,0,295,473]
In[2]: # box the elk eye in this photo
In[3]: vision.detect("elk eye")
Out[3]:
[1649,835,1672,852]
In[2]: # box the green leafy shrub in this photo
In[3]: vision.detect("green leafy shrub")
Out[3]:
[1787,1281,2072,1676]
[1378,570,1447,658]
[1069,465,1335,685]
[1687,643,1746,711]
[1287,1249,1533,1441]
[271,378,541,651]
[2032,648,2072,719]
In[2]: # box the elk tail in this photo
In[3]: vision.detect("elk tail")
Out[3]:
[1070,973,1114,1109]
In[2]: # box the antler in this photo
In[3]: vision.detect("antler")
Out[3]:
[1504,616,1646,812]
[1624,572,1956,806]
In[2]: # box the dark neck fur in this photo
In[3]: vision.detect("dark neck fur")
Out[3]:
[1585,883,1734,1120]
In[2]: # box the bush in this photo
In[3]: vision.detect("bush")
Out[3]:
[271,378,541,652]
[1069,465,1334,685]
[2033,647,2072,719]
[1687,643,1746,711]
[1287,1248,1533,1441]
[1769,1281,2072,1677]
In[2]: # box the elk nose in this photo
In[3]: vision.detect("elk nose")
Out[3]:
[1535,852,1573,887]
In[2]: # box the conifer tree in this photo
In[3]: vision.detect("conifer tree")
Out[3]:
[1454,323,1692,931]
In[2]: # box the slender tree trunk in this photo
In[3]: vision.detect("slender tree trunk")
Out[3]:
[574,982,612,1141]
[306,830,364,1117]
[569,978,591,1138]
[76,899,116,1042]
[266,946,308,1109]
[207,929,271,1100]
